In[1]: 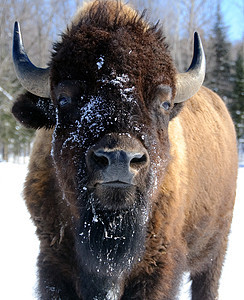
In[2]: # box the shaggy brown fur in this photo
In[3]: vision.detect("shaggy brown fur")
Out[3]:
[123,86,238,299]
[49,1,176,100]
[12,1,238,299]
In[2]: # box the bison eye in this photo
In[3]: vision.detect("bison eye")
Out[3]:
[161,101,171,111]
[58,95,72,108]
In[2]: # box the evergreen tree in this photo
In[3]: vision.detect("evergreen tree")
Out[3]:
[0,92,35,162]
[230,50,244,141]
[205,2,232,104]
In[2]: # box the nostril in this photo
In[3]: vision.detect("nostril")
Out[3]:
[89,149,148,174]
[91,151,109,168]
[130,153,147,168]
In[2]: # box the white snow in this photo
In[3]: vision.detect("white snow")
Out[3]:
[110,74,136,104]
[0,161,243,299]
[97,56,105,70]
[110,73,130,87]
[0,161,39,300]
[98,72,136,104]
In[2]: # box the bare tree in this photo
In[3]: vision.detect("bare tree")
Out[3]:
[0,0,80,161]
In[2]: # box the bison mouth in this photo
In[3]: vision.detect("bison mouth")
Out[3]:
[89,180,137,211]
[97,180,134,188]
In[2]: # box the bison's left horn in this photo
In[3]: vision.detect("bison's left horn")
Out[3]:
[13,21,50,98]
[174,32,206,103]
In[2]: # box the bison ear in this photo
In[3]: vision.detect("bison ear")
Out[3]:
[12,92,56,129]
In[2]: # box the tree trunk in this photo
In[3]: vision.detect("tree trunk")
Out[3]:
[3,143,8,162]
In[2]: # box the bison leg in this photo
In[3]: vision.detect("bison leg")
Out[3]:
[122,246,186,300]
[122,267,183,300]
[37,253,79,300]
[190,236,229,300]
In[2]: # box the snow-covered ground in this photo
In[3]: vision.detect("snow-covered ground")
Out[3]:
[0,161,243,299]
[0,161,38,299]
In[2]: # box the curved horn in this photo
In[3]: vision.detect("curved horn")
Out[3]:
[13,21,50,98]
[174,32,206,103]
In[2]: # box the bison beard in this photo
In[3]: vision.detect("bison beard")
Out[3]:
[75,188,149,299]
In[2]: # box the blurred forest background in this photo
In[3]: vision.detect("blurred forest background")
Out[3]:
[0,0,243,162]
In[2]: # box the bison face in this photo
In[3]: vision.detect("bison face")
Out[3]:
[51,76,171,205]
[49,75,173,279]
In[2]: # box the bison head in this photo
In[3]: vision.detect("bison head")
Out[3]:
[12,2,205,298]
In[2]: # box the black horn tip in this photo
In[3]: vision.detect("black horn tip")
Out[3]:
[14,21,19,32]
[13,21,24,61]
[187,32,205,72]
[194,32,200,43]
[193,32,202,57]
[13,21,21,45]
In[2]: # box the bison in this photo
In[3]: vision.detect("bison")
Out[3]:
[11,1,238,299]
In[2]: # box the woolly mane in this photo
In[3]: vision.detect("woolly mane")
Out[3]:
[72,0,150,33]
[50,0,176,99]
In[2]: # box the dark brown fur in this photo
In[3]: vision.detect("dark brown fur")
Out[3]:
[12,1,238,299]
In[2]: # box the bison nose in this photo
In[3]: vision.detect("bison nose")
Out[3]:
[88,149,148,185]
[93,149,147,170]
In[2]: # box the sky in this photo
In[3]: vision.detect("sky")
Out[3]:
[221,0,244,42]
[145,0,243,43]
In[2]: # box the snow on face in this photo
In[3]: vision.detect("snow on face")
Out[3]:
[51,70,167,203]
[97,56,105,70]
[59,95,109,152]
[52,71,138,156]
[102,72,136,103]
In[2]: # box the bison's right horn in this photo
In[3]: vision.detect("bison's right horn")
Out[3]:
[13,21,50,98]
[174,32,206,103]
